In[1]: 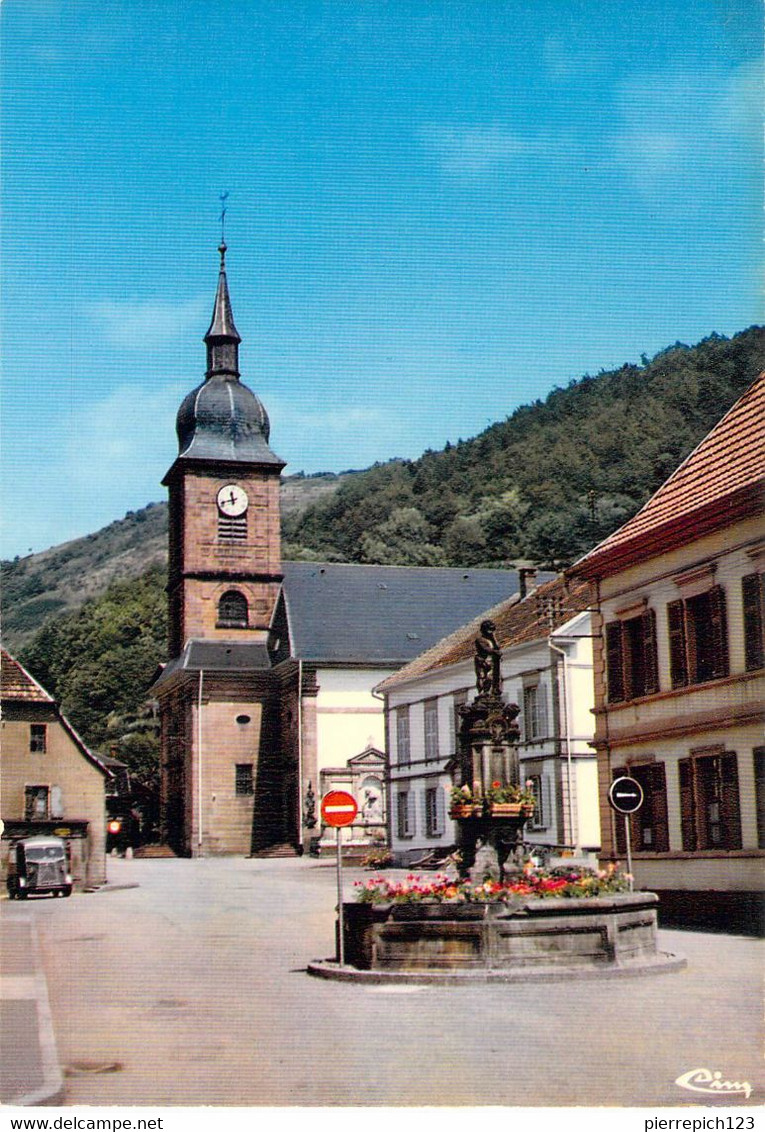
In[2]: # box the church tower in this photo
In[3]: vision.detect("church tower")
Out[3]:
[154,242,290,856]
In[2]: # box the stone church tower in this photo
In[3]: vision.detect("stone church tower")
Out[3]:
[154,243,298,856]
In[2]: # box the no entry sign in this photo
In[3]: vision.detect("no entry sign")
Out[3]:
[608,776,644,814]
[321,790,358,828]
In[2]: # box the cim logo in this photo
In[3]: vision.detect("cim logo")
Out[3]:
[675,1068,753,1100]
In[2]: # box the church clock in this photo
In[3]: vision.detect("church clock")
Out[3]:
[216,483,249,517]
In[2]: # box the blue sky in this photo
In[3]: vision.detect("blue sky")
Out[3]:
[1,0,761,559]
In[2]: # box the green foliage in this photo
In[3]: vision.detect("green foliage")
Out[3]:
[19,567,167,787]
[285,327,765,567]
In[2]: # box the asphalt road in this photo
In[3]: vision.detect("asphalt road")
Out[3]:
[27,856,763,1108]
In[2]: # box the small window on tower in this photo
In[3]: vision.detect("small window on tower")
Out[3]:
[235,764,254,796]
[218,590,249,628]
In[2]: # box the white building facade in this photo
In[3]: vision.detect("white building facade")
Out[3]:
[378,581,600,865]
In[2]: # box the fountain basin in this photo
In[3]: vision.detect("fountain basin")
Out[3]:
[307,892,685,983]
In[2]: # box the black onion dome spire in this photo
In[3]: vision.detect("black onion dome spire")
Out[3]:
[174,244,284,468]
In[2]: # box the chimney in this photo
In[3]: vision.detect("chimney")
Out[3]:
[518,567,537,599]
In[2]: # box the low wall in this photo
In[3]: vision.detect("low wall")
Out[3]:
[343,893,660,972]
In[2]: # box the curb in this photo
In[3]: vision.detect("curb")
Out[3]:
[307,951,687,985]
[1,911,64,1106]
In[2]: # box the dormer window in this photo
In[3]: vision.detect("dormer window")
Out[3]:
[217,590,248,628]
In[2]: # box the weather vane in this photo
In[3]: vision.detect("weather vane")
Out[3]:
[219,191,229,246]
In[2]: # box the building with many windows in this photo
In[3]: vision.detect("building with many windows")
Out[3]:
[376,575,600,865]
[569,373,764,930]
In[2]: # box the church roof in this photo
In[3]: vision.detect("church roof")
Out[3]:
[281,562,556,666]
[570,372,765,578]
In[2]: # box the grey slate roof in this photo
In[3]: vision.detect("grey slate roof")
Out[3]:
[280,562,556,666]
[152,640,272,691]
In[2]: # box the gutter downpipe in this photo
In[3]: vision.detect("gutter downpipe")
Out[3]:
[297,659,303,851]
[549,636,578,852]
[197,668,204,853]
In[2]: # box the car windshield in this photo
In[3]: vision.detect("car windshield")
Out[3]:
[25,846,64,862]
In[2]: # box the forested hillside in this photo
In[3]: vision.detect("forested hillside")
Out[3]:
[284,328,765,569]
[5,325,763,785]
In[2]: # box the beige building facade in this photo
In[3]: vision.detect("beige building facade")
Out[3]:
[570,374,764,930]
[1,651,110,889]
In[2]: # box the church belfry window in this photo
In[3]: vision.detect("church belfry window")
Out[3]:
[218,512,248,541]
[217,590,249,628]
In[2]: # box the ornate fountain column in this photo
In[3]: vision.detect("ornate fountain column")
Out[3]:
[449,621,533,880]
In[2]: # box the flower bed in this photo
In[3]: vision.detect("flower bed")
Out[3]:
[354,863,632,906]
[343,867,661,974]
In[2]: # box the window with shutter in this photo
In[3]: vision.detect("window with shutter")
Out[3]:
[423,700,439,762]
[679,751,742,851]
[668,587,730,687]
[396,708,411,766]
[396,791,411,839]
[742,574,765,671]
[605,611,659,701]
[425,787,443,837]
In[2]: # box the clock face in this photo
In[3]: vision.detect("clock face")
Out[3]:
[217,483,249,517]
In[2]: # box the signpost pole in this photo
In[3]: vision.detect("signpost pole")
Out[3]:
[336,825,345,967]
[320,790,358,968]
[624,814,634,892]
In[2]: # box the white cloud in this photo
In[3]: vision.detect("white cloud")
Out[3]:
[422,123,531,176]
[268,397,381,435]
[610,60,762,198]
[542,34,606,81]
[86,297,208,349]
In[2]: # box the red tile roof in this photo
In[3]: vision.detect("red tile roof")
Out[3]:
[376,575,591,692]
[571,372,765,579]
[1,650,55,703]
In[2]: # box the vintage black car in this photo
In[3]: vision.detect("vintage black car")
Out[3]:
[6,835,72,899]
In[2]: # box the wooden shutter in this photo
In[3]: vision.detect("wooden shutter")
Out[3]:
[606,622,625,702]
[754,748,765,850]
[718,753,742,850]
[642,610,659,694]
[708,586,729,679]
[678,758,696,850]
[645,764,669,852]
[668,600,688,688]
[743,574,765,671]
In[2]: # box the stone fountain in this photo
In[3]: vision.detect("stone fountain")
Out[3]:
[308,625,685,983]
[447,619,533,883]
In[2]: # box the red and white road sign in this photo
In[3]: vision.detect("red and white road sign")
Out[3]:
[321,790,358,828]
